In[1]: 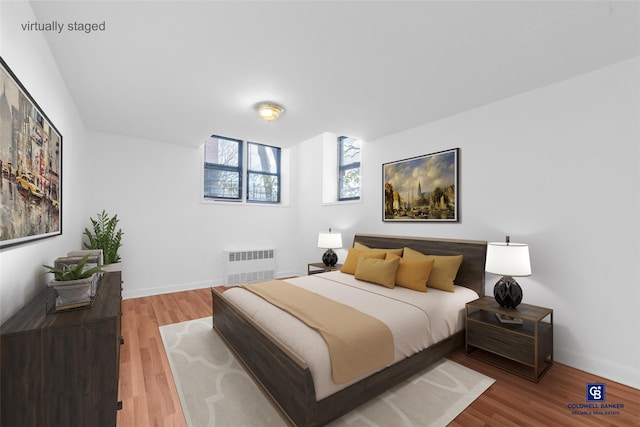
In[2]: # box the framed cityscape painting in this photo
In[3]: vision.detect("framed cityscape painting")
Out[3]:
[383,148,459,222]
[0,57,62,248]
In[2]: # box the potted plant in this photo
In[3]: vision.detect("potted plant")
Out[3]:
[42,254,105,312]
[83,210,124,271]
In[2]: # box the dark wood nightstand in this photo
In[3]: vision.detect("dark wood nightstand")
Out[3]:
[307,262,342,275]
[466,296,553,382]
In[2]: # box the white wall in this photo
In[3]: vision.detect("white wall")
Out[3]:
[296,132,362,264]
[0,1,88,323]
[82,131,300,298]
[295,57,640,389]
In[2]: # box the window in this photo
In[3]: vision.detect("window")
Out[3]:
[203,135,281,204]
[247,142,281,203]
[338,136,361,200]
[204,135,242,200]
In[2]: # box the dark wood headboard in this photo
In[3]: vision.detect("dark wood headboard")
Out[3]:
[353,234,487,296]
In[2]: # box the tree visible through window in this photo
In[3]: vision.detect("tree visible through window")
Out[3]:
[203,136,281,203]
[204,135,242,200]
[247,142,280,203]
[338,136,361,200]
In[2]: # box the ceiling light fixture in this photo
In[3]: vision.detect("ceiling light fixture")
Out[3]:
[255,102,285,121]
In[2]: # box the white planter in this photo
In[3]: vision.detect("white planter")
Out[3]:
[102,262,123,272]
[46,275,97,313]
[54,279,92,304]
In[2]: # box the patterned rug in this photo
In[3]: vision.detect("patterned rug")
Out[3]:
[160,317,494,427]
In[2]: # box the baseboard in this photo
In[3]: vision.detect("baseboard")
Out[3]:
[122,279,220,299]
[555,346,640,390]
[121,270,304,300]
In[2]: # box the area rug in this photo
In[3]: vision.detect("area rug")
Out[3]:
[160,317,494,427]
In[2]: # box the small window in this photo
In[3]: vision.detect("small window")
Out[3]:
[247,142,281,203]
[203,135,242,200]
[338,136,361,200]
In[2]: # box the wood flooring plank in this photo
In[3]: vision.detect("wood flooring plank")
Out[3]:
[117,288,640,427]
[117,288,211,427]
[448,349,640,426]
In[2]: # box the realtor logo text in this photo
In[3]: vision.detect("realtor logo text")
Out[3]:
[566,383,624,417]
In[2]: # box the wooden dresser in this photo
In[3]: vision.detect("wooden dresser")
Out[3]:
[1,271,123,426]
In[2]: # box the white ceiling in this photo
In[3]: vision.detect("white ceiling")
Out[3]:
[30,1,640,148]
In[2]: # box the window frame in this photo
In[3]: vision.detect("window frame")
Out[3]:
[203,135,243,201]
[246,141,281,204]
[337,136,361,201]
[202,135,282,205]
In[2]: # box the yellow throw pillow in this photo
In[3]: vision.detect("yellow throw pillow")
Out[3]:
[403,247,463,292]
[354,242,404,258]
[341,248,386,275]
[354,256,401,288]
[395,258,435,292]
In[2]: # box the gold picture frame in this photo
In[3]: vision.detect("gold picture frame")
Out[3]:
[383,148,459,222]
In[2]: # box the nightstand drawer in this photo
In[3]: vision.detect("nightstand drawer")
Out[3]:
[467,320,535,365]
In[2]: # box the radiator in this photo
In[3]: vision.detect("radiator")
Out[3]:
[224,249,276,285]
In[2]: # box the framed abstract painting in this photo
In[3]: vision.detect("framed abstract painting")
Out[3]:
[383,148,459,222]
[0,57,62,248]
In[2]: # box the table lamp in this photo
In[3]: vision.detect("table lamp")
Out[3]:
[317,229,342,266]
[485,236,531,308]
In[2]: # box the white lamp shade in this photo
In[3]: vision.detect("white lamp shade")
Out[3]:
[485,242,531,277]
[317,232,343,249]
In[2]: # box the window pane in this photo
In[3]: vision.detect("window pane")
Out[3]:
[338,136,361,200]
[247,142,281,203]
[339,166,360,199]
[203,135,242,200]
[340,137,361,165]
[205,136,240,167]
[248,143,279,173]
[203,136,280,203]
[204,167,240,199]
[248,173,279,202]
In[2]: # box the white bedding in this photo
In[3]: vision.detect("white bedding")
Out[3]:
[223,270,479,400]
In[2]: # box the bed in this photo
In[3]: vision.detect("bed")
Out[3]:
[211,234,487,426]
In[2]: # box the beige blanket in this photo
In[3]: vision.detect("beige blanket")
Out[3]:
[241,280,394,384]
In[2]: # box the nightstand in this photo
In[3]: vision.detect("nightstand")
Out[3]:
[307,262,342,275]
[466,296,553,382]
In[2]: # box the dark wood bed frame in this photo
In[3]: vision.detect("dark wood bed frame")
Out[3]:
[211,234,487,426]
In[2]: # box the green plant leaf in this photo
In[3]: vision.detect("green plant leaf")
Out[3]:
[83,210,124,264]
[42,254,104,281]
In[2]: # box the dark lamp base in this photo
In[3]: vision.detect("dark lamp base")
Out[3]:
[494,276,523,308]
[322,249,338,266]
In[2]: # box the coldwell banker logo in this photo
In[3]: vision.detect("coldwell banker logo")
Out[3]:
[587,383,605,401]
[567,382,624,417]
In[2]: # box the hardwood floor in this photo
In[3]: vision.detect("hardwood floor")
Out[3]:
[117,288,211,427]
[117,288,640,426]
